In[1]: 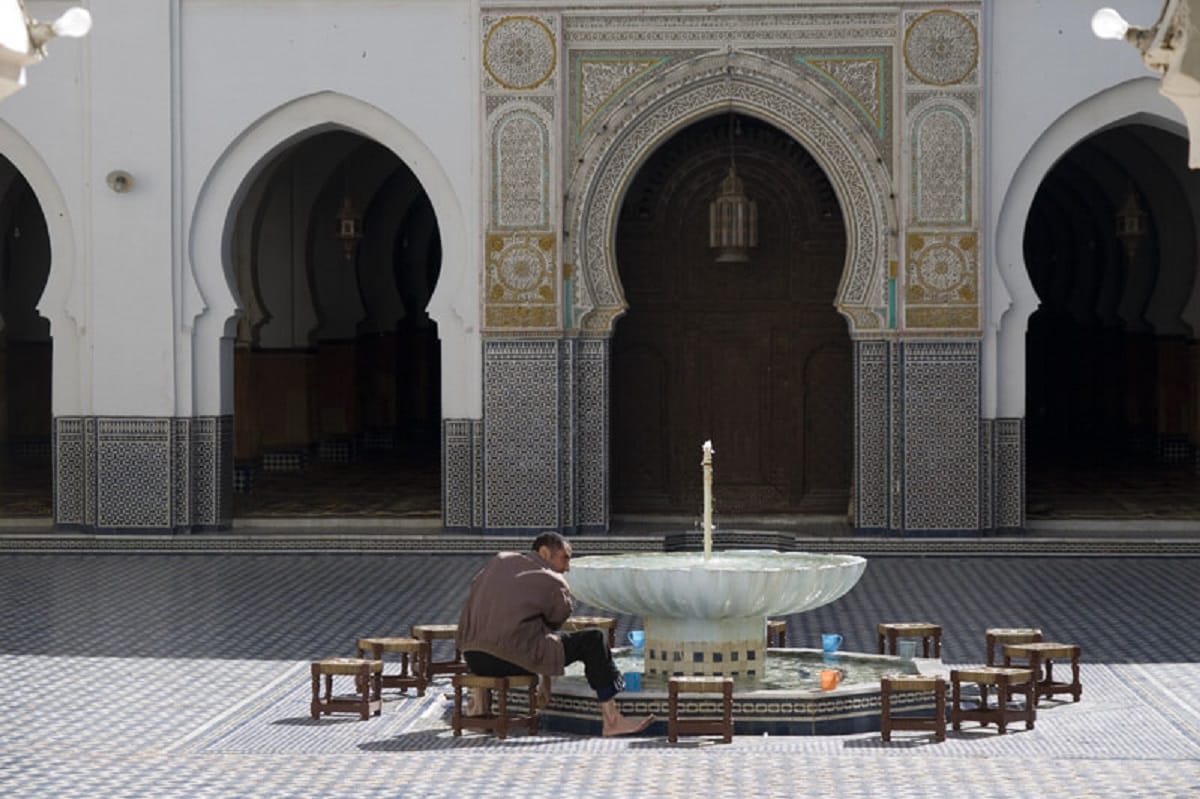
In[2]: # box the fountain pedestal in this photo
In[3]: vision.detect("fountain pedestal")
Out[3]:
[644,616,766,678]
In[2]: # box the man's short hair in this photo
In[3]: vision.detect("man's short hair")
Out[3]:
[532,531,568,553]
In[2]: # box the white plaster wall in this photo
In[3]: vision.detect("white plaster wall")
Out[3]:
[4,1,483,421]
[985,0,1186,418]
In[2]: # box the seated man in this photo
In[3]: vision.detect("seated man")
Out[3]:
[456,531,653,736]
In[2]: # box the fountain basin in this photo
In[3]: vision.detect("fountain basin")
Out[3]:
[569,551,867,676]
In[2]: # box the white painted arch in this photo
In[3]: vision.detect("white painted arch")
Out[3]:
[188,91,478,417]
[990,78,1188,418]
[0,119,84,416]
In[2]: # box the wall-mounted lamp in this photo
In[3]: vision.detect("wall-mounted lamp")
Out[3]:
[0,1,92,101]
[106,170,133,193]
[1093,2,1200,167]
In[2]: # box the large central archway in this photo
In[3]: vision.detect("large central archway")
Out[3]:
[611,113,850,514]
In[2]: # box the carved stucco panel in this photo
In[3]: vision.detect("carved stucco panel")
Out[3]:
[490,104,551,229]
[911,101,972,226]
[902,9,979,87]
[566,54,894,334]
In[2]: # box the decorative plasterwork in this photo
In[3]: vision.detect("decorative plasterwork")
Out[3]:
[911,100,973,226]
[796,54,888,138]
[903,9,979,87]
[483,15,558,91]
[565,52,895,335]
[573,54,671,141]
[562,12,899,45]
[905,231,979,330]
[485,232,558,330]
[490,103,551,229]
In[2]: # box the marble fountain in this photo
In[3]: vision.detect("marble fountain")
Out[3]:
[536,442,940,736]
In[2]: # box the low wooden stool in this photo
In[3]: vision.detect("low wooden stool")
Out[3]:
[411,623,468,679]
[1002,641,1082,705]
[877,622,942,658]
[766,619,787,648]
[355,636,428,696]
[562,615,617,648]
[668,676,734,744]
[310,658,382,721]
[985,627,1042,666]
[451,673,539,740]
[880,674,946,742]
[950,666,1035,735]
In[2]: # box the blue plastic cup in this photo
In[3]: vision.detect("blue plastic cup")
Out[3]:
[627,630,645,649]
[821,633,843,654]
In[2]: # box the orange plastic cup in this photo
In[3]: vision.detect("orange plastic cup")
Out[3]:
[819,669,841,690]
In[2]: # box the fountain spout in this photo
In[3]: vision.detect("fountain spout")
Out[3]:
[701,440,714,559]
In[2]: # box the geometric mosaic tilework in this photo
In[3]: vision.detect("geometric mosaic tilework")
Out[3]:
[993,417,1024,530]
[557,340,575,530]
[443,418,482,531]
[979,418,993,530]
[853,340,890,530]
[901,340,980,531]
[483,339,560,529]
[574,337,608,530]
[52,415,233,533]
[96,417,172,529]
[52,416,87,526]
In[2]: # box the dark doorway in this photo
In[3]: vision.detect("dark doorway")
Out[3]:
[230,132,441,518]
[611,113,850,516]
[0,159,51,518]
[1025,124,1200,518]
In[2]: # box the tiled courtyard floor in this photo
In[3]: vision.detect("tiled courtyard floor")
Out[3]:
[1,543,1198,798]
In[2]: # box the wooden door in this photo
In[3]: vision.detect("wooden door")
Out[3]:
[611,115,850,515]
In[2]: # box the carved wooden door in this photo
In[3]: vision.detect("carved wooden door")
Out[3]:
[611,115,850,515]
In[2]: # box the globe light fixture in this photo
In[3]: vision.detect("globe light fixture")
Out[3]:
[1091,8,1131,40]
[0,1,92,101]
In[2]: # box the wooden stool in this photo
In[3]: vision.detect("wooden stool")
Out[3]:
[562,615,617,648]
[310,658,382,721]
[1002,641,1082,705]
[881,674,946,742]
[950,666,1035,735]
[355,636,428,696]
[451,673,539,740]
[985,627,1042,666]
[766,619,787,648]
[411,623,468,679]
[877,622,942,658]
[667,676,734,744]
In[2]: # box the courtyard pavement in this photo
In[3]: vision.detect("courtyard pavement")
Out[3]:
[1,535,1198,798]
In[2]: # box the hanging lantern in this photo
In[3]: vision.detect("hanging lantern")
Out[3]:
[335,191,363,261]
[1115,182,1146,262]
[708,114,758,263]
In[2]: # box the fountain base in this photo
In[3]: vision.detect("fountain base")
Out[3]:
[644,616,765,678]
[517,649,944,736]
